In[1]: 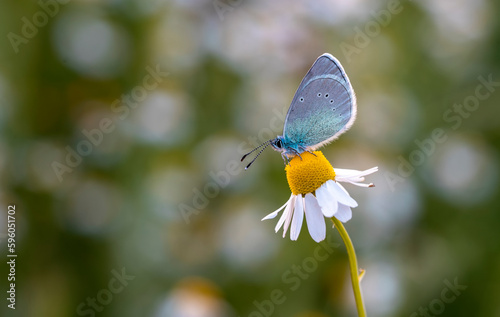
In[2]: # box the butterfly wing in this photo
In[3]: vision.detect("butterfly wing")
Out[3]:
[283,53,356,151]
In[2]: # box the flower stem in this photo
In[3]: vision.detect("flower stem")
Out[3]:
[331,217,367,317]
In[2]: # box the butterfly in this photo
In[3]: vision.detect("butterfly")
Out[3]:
[242,53,356,169]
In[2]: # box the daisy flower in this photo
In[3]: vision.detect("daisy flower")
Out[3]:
[262,151,377,242]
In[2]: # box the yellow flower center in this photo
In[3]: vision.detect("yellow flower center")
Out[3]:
[285,151,336,195]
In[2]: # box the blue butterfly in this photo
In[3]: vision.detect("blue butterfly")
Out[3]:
[242,53,356,169]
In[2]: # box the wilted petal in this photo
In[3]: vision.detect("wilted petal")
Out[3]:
[334,168,363,177]
[335,166,378,186]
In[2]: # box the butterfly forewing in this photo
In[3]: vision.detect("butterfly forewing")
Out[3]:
[283,54,356,150]
[295,54,347,87]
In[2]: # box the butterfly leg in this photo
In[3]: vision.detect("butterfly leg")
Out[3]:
[296,145,315,157]
[281,153,288,165]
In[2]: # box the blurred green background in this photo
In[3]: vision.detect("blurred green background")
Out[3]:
[1,0,500,316]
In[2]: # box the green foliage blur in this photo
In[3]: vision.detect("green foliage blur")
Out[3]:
[1,1,500,317]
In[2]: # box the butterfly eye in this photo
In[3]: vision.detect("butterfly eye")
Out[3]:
[276,139,283,148]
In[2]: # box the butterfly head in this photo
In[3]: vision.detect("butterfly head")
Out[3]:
[241,136,290,170]
[271,136,305,162]
[270,136,285,152]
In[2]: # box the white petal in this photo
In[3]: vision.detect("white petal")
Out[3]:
[276,195,296,234]
[282,196,296,237]
[335,203,352,222]
[327,181,358,208]
[304,193,326,242]
[290,196,304,241]
[336,166,378,177]
[335,174,364,183]
[316,181,338,217]
[343,181,374,188]
[335,166,378,185]
[334,168,363,177]
[262,195,292,221]
[363,166,379,174]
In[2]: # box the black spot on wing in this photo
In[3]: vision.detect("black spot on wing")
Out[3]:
[284,78,352,145]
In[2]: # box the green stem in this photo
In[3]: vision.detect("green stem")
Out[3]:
[331,217,367,317]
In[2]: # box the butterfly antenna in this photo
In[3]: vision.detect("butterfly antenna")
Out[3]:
[244,141,271,170]
[241,140,271,162]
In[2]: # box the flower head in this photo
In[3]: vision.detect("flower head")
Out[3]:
[263,151,377,242]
